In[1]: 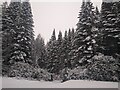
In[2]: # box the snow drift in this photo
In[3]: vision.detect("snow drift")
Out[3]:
[2,77,118,88]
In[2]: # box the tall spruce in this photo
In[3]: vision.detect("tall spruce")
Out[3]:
[46,29,58,73]
[2,1,23,64]
[67,29,72,68]
[71,28,75,40]
[2,0,34,65]
[56,31,63,73]
[34,34,46,68]
[61,31,68,69]
[71,0,96,67]
[100,1,120,57]
[69,28,75,68]
[117,1,120,61]
[0,6,1,74]
[93,6,101,54]
[21,0,34,64]
[2,2,10,65]
[101,1,120,81]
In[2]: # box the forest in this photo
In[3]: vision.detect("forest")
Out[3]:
[1,0,120,82]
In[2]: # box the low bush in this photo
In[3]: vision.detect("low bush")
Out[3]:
[8,62,51,81]
[2,64,11,76]
[87,54,119,82]
[60,67,88,81]
[60,54,119,82]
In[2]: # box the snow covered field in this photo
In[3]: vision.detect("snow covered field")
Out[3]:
[2,77,118,88]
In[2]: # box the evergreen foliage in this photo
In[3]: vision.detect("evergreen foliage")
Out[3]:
[2,0,34,65]
[1,0,120,82]
[87,54,119,82]
[71,0,96,67]
[61,31,68,69]
[34,34,46,69]
[21,0,34,64]
[46,29,58,73]
[100,2,120,57]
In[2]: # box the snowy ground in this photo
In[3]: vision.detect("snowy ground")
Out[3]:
[0,76,2,89]
[2,77,118,88]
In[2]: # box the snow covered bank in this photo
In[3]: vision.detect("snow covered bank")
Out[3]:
[2,77,118,88]
[61,80,118,88]
[0,76,2,89]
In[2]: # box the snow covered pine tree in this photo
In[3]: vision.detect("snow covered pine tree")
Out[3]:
[100,0,120,57]
[46,29,58,74]
[71,0,97,68]
[2,0,34,65]
[34,34,46,69]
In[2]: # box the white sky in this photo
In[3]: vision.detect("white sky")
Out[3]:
[3,0,102,43]
[31,0,102,43]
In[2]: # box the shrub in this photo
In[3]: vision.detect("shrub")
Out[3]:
[8,62,51,81]
[60,67,88,81]
[2,64,11,76]
[68,67,89,80]
[32,68,51,81]
[87,53,119,82]
[8,62,34,78]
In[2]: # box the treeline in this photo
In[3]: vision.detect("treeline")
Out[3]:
[1,0,120,82]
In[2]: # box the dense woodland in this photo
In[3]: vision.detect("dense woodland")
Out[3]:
[1,0,120,82]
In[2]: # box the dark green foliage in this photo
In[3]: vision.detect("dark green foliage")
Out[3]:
[61,67,69,82]
[8,62,51,81]
[99,2,120,81]
[46,29,59,73]
[1,0,120,82]
[2,0,34,65]
[67,29,73,68]
[60,66,88,81]
[61,31,68,69]
[71,0,96,68]
[61,29,75,70]
[100,2,120,57]
[20,1,34,64]
[2,2,14,65]
[87,54,119,82]
[56,31,63,72]
[92,6,101,54]
[8,62,35,78]
[2,64,11,76]
[56,31,63,61]
[34,34,46,69]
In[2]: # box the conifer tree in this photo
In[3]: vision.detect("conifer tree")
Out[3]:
[93,6,101,54]
[61,31,68,69]
[20,0,34,64]
[2,2,10,65]
[100,1,120,80]
[67,29,72,68]
[71,0,96,67]
[2,1,23,64]
[0,5,1,74]
[56,31,63,73]
[94,7,100,28]
[62,29,74,69]
[117,0,120,58]
[57,31,63,45]
[46,29,58,73]
[69,28,75,68]
[67,29,72,52]
[34,34,46,68]
[71,28,75,40]
[2,0,34,65]
[100,1,120,57]
[117,2,120,80]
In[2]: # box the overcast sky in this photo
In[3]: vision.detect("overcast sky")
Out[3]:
[5,0,102,43]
